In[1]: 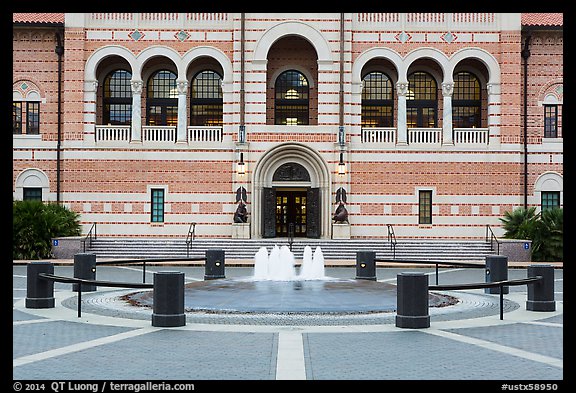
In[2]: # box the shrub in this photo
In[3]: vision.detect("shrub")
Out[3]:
[499,207,563,262]
[13,200,82,260]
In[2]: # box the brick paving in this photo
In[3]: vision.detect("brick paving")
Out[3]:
[13,264,564,383]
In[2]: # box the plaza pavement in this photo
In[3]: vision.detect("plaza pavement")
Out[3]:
[13,260,564,386]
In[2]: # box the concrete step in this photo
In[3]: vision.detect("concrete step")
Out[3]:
[86,238,496,262]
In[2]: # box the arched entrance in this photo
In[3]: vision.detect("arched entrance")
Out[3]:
[252,143,331,239]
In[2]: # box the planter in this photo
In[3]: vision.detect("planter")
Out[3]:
[51,236,85,259]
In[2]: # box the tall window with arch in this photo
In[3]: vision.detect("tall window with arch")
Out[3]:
[147,70,178,126]
[406,71,438,128]
[274,70,309,125]
[103,69,132,125]
[361,71,394,127]
[452,71,482,128]
[190,70,223,126]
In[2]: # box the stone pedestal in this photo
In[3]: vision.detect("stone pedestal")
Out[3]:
[232,222,250,239]
[332,223,351,239]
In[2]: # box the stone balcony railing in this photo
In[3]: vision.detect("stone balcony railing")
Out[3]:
[84,12,501,32]
[94,125,223,145]
[360,127,489,146]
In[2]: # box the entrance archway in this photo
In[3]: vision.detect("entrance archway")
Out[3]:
[252,143,331,239]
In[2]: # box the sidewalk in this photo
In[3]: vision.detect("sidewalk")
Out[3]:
[13,264,564,381]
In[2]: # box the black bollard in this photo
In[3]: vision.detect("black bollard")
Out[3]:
[26,261,55,309]
[396,272,430,328]
[152,272,186,327]
[485,255,508,294]
[204,249,225,280]
[526,264,556,311]
[73,253,97,292]
[356,251,376,280]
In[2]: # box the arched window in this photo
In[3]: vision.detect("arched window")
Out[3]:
[190,70,223,126]
[274,70,309,125]
[452,71,481,128]
[407,71,438,128]
[146,70,178,126]
[103,69,132,125]
[361,71,394,127]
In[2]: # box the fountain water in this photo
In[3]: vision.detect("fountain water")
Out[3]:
[125,242,459,316]
[253,245,326,281]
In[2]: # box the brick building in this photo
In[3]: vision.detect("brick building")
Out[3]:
[12,13,563,241]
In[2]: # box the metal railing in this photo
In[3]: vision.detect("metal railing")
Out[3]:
[38,273,153,318]
[386,224,397,259]
[485,224,501,254]
[373,256,545,320]
[288,223,295,251]
[95,257,205,284]
[375,258,484,285]
[186,222,196,258]
[82,223,97,252]
[38,254,208,317]
[430,276,542,320]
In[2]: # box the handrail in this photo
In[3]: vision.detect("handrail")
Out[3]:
[38,272,153,318]
[386,224,397,259]
[374,258,485,285]
[81,223,97,252]
[95,256,206,284]
[485,224,501,254]
[186,222,196,258]
[430,276,542,320]
[288,223,295,251]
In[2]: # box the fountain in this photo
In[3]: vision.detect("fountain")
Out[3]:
[254,245,326,281]
[124,245,458,315]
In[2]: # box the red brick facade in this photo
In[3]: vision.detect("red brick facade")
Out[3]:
[13,13,563,240]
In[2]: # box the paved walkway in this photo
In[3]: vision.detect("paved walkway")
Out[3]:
[13,263,564,385]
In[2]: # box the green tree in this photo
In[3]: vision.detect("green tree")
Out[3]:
[13,200,82,260]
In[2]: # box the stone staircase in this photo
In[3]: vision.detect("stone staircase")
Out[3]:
[85,237,496,262]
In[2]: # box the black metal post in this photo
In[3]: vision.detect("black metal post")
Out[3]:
[485,255,508,294]
[152,272,186,327]
[204,249,225,280]
[356,251,376,280]
[500,287,504,320]
[26,262,55,309]
[73,253,97,292]
[78,287,82,318]
[526,264,555,311]
[396,272,430,328]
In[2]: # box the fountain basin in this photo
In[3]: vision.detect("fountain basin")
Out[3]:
[125,278,457,314]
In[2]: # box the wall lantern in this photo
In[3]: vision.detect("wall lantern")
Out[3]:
[338,152,346,176]
[237,152,246,176]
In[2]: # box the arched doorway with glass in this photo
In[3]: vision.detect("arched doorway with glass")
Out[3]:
[252,143,331,239]
[267,162,315,238]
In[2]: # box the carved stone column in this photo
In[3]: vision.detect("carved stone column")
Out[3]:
[130,80,143,143]
[176,80,188,143]
[442,82,454,145]
[396,82,408,145]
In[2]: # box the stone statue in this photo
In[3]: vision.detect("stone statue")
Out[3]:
[333,187,349,223]
[233,186,248,223]
[333,202,349,223]
[233,201,248,223]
